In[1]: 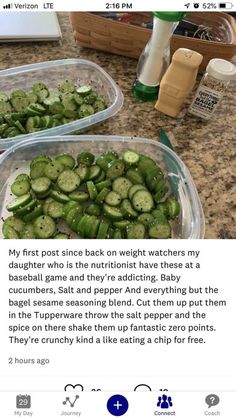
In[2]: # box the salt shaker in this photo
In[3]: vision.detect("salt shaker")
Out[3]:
[188,58,236,120]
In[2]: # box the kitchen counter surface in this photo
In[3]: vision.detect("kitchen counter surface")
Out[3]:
[0,13,235,238]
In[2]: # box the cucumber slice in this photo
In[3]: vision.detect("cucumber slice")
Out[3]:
[83,91,97,105]
[107,160,125,179]
[57,170,80,193]
[95,187,110,205]
[44,160,65,181]
[121,199,138,219]
[63,202,81,220]
[30,155,51,169]
[30,161,49,180]
[96,220,109,239]
[20,224,36,239]
[166,197,181,219]
[0,90,9,101]
[104,191,122,207]
[77,152,95,166]
[123,150,140,166]
[155,202,169,217]
[103,204,123,221]
[14,199,37,217]
[27,103,46,116]
[58,80,76,93]
[43,197,55,215]
[11,96,28,112]
[7,193,32,212]
[77,215,91,237]
[15,173,30,183]
[3,225,19,239]
[132,190,154,213]
[68,191,89,203]
[34,215,56,239]
[22,203,43,223]
[55,154,75,169]
[113,229,122,239]
[138,155,157,175]
[96,179,112,192]
[148,219,171,239]
[94,170,106,184]
[54,233,70,239]
[11,180,30,197]
[93,100,106,112]
[74,165,89,182]
[2,216,24,234]
[96,156,109,172]
[112,177,132,199]
[86,181,97,200]
[31,177,51,195]
[76,85,92,96]
[137,213,154,227]
[85,204,101,217]
[126,223,146,239]
[48,201,65,219]
[49,102,64,114]
[87,216,100,239]
[113,220,130,230]
[14,120,26,134]
[0,101,12,114]
[50,190,70,204]
[126,168,144,185]
[88,165,101,181]
[73,93,84,106]
[128,184,146,200]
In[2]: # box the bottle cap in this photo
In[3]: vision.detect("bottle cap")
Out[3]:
[207,58,236,81]
[153,12,186,22]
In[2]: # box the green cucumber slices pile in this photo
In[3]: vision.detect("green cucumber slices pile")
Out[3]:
[0,81,107,139]
[2,150,180,239]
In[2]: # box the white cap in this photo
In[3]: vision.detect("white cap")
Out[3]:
[207,58,236,81]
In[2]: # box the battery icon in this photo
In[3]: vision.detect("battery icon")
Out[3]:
[218,2,233,8]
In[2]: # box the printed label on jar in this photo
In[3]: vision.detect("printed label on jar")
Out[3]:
[188,85,223,120]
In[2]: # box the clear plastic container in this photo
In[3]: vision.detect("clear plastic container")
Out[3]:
[0,59,124,150]
[0,135,205,239]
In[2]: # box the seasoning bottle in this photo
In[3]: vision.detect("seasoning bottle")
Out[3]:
[188,58,236,120]
[155,48,203,117]
[132,12,186,102]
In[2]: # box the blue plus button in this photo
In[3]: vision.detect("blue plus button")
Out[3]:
[107,394,129,416]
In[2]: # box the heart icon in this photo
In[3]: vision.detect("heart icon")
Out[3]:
[64,384,84,392]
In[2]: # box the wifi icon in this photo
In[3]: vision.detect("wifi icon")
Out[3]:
[3,3,12,8]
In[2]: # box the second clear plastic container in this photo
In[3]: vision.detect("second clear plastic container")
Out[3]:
[0,59,124,150]
[0,135,205,239]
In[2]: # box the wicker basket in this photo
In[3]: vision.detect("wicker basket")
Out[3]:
[69,12,236,71]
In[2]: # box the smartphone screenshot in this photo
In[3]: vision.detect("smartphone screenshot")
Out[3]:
[0,1,235,417]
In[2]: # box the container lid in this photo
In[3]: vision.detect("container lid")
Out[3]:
[207,58,236,81]
[153,12,186,22]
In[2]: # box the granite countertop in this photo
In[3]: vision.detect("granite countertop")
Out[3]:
[0,13,235,238]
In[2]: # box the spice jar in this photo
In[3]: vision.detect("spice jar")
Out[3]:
[188,58,236,120]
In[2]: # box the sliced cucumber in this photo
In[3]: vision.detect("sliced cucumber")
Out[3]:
[55,154,75,170]
[31,177,51,195]
[86,181,97,200]
[11,179,30,197]
[104,191,122,207]
[34,215,56,239]
[107,159,125,179]
[103,204,123,220]
[132,190,154,213]
[126,223,145,239]
[112,177,132,199]
[7,193,32,212]
[123,150,140,166]
[57,170,80,193]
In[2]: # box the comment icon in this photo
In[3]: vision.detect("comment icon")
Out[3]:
[205,394,220,408]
